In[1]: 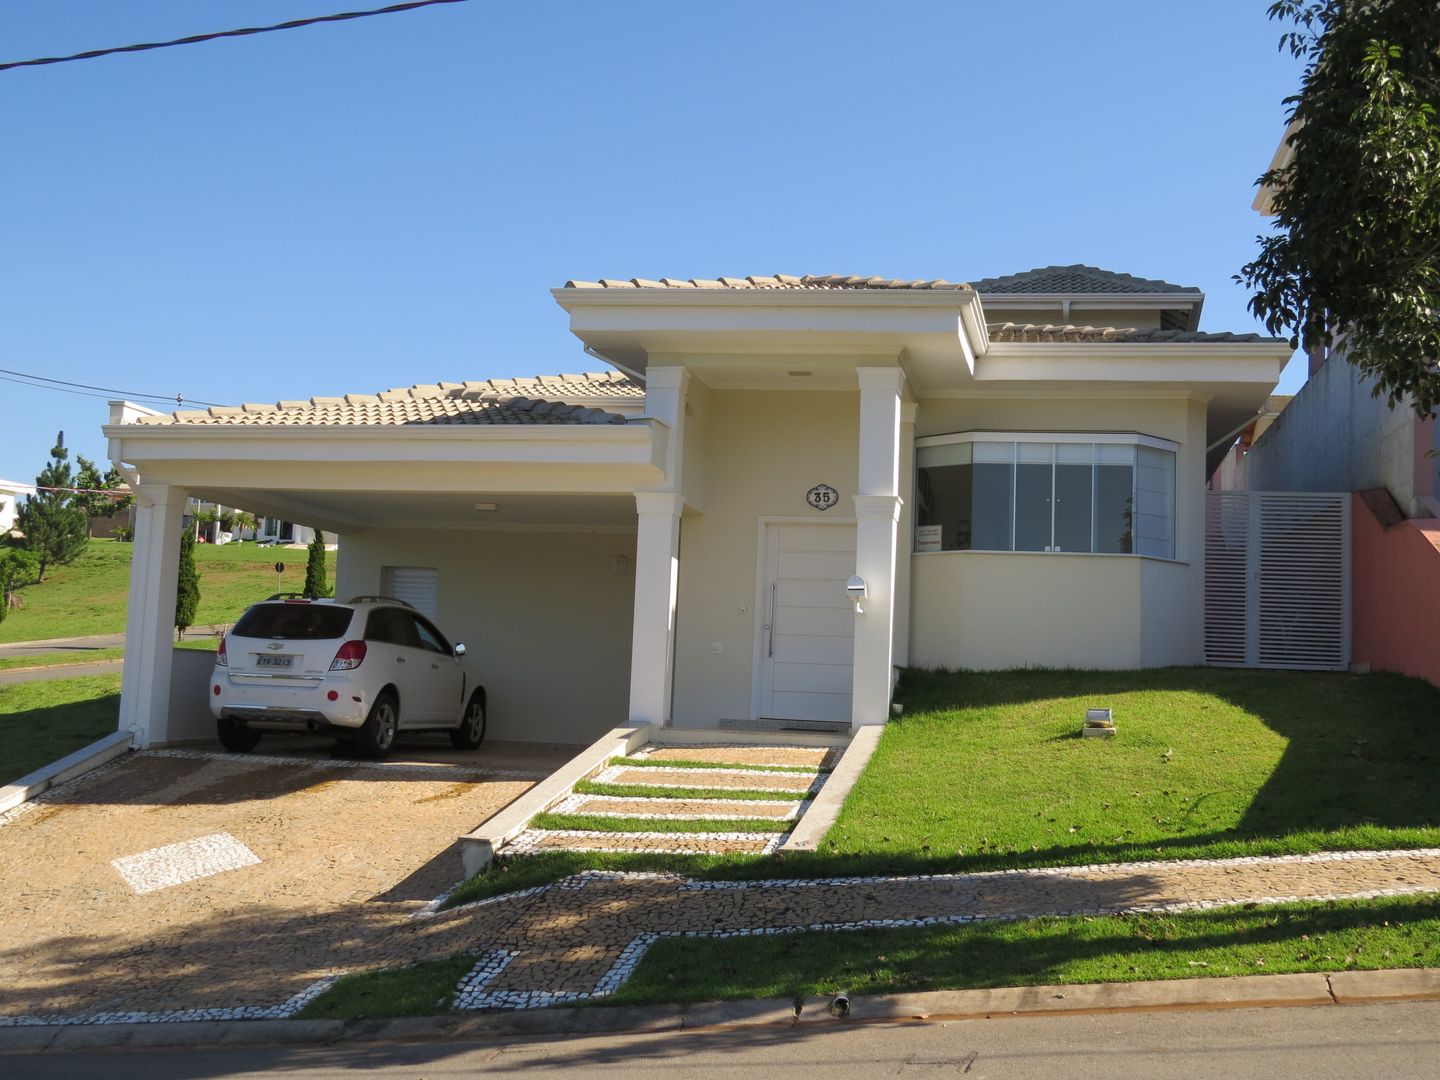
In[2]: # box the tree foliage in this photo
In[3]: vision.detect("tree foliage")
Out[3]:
[175,527,200,638]
[0,546,39,624]
[73,455,132,536]
[1240,0,1440,416]
[303,530,329,599]
[17,432,89,582]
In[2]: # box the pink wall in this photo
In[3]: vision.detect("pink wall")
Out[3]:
[1352,492,1440,688]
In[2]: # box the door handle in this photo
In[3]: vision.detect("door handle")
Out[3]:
[396,656,406,664]
[768,582,777,658]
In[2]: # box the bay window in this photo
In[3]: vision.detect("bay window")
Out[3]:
[914,433,1177,558]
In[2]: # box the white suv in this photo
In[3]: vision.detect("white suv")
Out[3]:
[209,596,486,759]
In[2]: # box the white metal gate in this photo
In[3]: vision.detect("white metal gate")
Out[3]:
[1204,491,1350,670]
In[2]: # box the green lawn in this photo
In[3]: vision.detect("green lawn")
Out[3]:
[606,896,1440,1006]
[0,673,122,784]
[0,646,127,673]
[0,538,335,643]
[302,666,1440,1019]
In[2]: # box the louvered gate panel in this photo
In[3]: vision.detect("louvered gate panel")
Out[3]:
[1204,491,1349,669]
[1256,494,1349,670]
[1204,492,1251,666]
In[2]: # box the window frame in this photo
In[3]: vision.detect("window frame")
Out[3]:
[913,431,1179,560]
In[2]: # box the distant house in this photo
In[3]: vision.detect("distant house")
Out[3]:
[0,479,37,535]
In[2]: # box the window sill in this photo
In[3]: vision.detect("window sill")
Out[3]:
[910,549,1189,566]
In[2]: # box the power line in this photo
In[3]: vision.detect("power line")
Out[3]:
[0,368,227,409]
[0,0,471,73]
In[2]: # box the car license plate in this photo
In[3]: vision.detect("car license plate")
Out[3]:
[254,654,295,669]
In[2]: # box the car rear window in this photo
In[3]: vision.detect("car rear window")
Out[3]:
[231,604,354,640]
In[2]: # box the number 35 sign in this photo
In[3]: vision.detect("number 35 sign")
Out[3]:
[805,483,839,511]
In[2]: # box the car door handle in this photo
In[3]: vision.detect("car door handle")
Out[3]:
[430,662,440,670]
[395,656,406,664]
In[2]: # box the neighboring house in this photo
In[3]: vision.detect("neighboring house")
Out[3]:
[103,269,1288,748]
[0,479,37,535]
[1232,132,1440,688]
[1208,394,1292,492]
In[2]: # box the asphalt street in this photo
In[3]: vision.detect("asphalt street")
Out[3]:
[5,1000,1438,1080]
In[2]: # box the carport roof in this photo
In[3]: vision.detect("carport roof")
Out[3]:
[134,372,641,427]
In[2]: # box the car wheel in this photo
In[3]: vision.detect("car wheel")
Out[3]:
[216,716,262,753]
[449,690,487,750]
[356,691,399,759]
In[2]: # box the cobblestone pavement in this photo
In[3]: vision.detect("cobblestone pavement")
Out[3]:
[0,746,555,1024]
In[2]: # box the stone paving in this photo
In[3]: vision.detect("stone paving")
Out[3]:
[5,744,1440,1025]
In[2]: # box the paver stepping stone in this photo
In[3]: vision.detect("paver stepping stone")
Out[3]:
[556,794,801,820]
[510,829,779,855]
[641,746,836,769]
[599,766,817,793]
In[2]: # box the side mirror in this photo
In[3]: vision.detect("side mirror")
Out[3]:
[453,643,467,658]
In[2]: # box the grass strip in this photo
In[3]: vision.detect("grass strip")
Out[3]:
[610,756,823,775]
[603,895,1440,1006]
[0,674,122,785]
[529,812,790,834]
[0,646,125,673]
[304,895,1440,1020]
[573,778,812,802]
[295,955,475,1020]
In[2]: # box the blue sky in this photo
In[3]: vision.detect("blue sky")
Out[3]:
[0,1,1304,482]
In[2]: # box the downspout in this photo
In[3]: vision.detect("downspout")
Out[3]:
[583,343,646,384]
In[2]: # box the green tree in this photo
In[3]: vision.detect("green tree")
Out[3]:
[175,527,200,639]
[303,530,328,598]
[73,455,132,537]
[0,546,39,625]
[17,432,89,582]
[1240,0,1440,416]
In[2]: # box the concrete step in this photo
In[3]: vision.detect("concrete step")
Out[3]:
[509,829,781,856]
[597,766,819,794]
[640,746,836,769]
[553,793,801,820]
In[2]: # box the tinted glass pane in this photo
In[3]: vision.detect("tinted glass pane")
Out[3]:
[233,604,353,640]
[1053,463,1093,553]
[971,462,1014,551]
[915,464,974,551]
[1095,464,1134,554]
[413,615,450,654]
[1014,462,1051,551]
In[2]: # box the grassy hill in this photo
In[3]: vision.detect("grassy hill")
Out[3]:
[0,538,337,644]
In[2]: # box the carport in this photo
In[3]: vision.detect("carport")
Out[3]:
[103,388,674,749]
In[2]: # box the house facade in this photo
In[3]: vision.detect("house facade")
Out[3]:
[104,268,1288,748]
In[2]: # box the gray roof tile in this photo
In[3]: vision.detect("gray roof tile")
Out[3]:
[971,264,1202,295]
[988,322,1280,344]
[563,273,973,292]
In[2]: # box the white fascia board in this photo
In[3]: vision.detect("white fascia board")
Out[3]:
[980,293,1204,309]
[104,421,668,483]
[977,342,1290,384]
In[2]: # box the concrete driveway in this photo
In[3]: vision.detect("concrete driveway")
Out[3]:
[0,740,568,1021]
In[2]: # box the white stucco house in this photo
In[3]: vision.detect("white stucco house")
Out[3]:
[104,266,1290,749]
[0,479,37,534]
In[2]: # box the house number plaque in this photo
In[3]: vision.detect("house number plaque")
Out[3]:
[805,483,839,511]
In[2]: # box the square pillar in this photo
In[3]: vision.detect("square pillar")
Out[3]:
[629,490,683,727]
[852,368,905,729]
[118,484,187,747]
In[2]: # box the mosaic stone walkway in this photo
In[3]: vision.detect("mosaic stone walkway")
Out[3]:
[6,845,1440,1024]
[505,744,836,857]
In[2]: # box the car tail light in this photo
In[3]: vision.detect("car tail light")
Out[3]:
[330,640,367,670]
[217,636,228,667]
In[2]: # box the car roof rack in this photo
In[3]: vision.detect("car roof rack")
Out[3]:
[265,593,335,602]
[346,595,416,609]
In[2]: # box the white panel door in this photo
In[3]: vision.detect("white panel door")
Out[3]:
[759,523,856,723]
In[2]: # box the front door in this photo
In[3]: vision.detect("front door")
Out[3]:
[758,523,856,724]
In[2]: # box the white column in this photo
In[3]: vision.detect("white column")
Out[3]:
[893,402,918,667]
[628,490,683,727]
[851,367,905,729]
[118,484,188,747]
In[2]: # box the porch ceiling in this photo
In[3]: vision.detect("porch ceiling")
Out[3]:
[194,488,637,533]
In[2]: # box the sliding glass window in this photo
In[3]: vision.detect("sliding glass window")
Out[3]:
[914,434,1176,558]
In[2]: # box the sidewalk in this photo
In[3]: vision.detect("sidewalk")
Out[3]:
[0,634,126,658]
[3,829,1438,1024]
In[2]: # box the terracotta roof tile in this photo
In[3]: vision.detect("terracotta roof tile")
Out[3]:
[133,371,641,428]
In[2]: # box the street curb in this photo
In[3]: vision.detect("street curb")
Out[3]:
[0,730,133,816]
[4,969,1436,1053]
[779,725,881,852]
